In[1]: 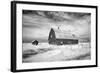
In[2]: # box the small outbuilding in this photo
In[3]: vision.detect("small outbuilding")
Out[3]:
[32,40,38,45]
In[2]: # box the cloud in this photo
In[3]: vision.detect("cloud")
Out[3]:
[22,10,91,42]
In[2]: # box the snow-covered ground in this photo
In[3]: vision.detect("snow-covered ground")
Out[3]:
[22,42,91,63]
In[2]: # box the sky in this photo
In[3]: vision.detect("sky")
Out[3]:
[22,10,91,43]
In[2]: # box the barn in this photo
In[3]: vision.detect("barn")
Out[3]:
[48,28,78,45]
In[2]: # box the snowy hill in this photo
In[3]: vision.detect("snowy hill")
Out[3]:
[22,42,90,63]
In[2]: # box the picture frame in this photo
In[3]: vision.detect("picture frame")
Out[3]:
[11,1,98,72]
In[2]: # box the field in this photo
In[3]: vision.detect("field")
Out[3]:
[22,42,91,63]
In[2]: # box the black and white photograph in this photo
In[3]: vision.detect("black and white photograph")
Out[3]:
[11,1,97,72]
[22,10,91,63]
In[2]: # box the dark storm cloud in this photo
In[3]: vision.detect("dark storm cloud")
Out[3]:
[23,10,90,21]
